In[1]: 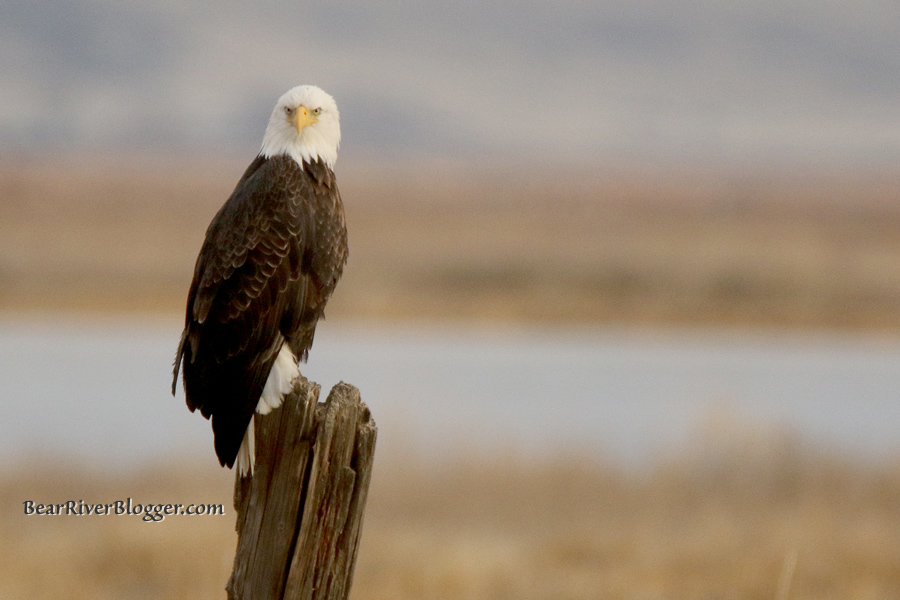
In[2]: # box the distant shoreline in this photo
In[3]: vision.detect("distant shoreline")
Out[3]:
[3,158,900,331]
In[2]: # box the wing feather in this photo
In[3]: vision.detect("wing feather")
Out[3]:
[172,155,346,468]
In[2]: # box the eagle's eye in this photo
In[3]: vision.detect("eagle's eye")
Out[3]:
[312,107,322,116]
[284,106,294,116]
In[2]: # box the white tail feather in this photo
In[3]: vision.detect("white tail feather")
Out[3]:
[236,417,255,477]
[236,343,300,477]
[258,343,299,415]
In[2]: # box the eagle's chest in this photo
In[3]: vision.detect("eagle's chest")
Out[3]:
[284,188,346,291]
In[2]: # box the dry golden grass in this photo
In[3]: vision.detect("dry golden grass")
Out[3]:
[2,155,900,329]
[2,431,900,600]
[4,156,899,598]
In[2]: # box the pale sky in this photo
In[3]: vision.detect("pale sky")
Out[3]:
[2,0,899,167]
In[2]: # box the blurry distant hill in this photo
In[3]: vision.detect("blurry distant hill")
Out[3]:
[2,0,900,166]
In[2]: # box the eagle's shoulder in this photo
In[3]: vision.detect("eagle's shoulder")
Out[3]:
[189,155,313,322]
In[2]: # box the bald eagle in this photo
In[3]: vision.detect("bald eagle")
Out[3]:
[172,85,348,477]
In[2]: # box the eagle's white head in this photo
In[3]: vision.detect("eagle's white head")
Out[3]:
[260,85,341,169]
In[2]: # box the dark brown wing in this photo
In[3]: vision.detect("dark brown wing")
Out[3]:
[172,155,347,468]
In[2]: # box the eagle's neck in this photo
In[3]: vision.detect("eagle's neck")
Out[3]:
[260,124,338,170]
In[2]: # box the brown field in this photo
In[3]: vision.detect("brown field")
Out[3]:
[1,155,900,329]
[2,431,900,600]
[3,155,900,599]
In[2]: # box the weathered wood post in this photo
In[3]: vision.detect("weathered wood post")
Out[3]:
[227,377,377,600]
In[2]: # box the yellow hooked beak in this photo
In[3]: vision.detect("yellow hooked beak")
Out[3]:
[292,105,318,134]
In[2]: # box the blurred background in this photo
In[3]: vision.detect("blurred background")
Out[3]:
[2,1,900,598]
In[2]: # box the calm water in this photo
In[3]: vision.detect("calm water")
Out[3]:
[2,316,899,468]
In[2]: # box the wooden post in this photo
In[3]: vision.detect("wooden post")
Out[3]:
[227,377,377,600]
